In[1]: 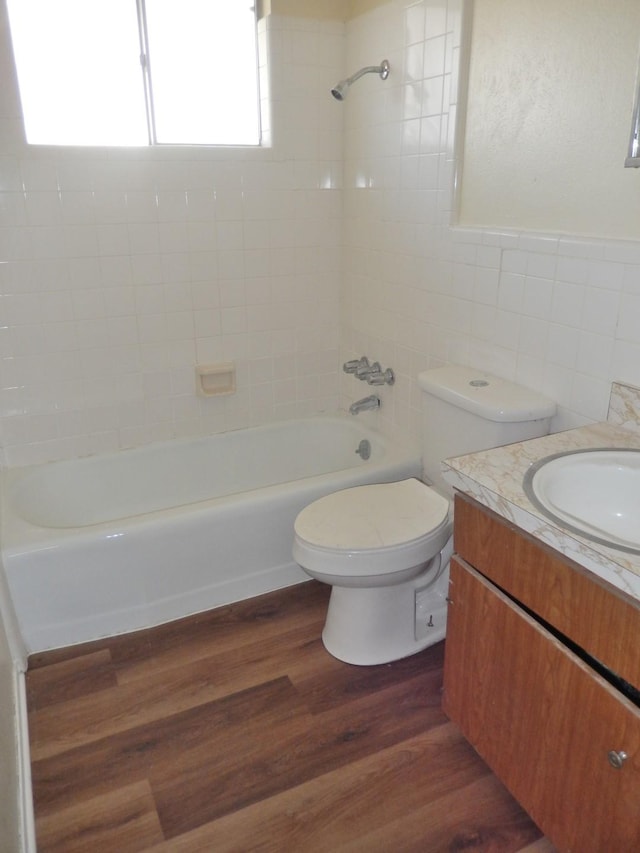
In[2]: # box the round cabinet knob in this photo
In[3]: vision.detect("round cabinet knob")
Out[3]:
[608,750,628,769]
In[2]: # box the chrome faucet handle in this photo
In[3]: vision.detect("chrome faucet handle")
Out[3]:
[366,367,395,386]
[343,356,369,374]
[355,359,376,379]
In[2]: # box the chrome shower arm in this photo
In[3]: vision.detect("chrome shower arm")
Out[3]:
[345,63,387,86]
[331,59,390,100]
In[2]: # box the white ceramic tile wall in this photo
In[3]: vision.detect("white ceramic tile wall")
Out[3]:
[0,7,344,465]
[340,0,640,450]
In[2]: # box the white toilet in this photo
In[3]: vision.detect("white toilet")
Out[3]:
[293,365,555,665]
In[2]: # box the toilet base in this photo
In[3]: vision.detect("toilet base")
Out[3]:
[321,567,449,665]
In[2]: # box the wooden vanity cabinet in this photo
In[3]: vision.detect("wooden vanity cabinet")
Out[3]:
[443,493,640,853]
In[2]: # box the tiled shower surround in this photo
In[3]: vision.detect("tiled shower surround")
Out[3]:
[0,10,345,465]
[2,0,640,466]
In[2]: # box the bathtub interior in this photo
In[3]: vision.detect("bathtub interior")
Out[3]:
[7,417,389,529]
[1,418,422,653]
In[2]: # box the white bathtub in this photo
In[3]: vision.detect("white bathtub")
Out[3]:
[1,417,421,653]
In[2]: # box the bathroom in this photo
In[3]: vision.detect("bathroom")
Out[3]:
[1,0,640,848]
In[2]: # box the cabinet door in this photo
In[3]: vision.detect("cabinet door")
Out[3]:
[443,557,640,853]
[453,493,640,688]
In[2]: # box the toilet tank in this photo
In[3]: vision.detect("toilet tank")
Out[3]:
[418,366,556,495]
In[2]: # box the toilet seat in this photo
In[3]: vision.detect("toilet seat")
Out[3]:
[293,478,451,578]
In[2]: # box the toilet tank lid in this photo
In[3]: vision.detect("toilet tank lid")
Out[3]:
[417,366,556,423]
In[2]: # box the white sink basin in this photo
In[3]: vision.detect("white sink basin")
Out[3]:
[523,448,640,555]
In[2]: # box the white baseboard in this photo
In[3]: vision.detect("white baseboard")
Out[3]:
[15,670,35,853]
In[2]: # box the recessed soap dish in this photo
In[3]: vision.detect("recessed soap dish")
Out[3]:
[195,363,236,397]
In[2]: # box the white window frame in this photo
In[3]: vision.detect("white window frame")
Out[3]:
[626,85,640,167]
[625,52,640,167]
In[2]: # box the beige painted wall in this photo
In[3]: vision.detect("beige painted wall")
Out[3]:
[261,0,386,20]
[459,0,640,239]
[348,0,388,18]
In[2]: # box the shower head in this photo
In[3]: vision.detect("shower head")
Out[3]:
[331,59,390,101]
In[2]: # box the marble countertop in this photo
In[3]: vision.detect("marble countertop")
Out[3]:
[442,420,640,606]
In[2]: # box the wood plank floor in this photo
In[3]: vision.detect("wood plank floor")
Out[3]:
[27,581,557,852]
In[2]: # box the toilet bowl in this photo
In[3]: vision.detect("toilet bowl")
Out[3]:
[293,365,556,666]
[293,478,452,665]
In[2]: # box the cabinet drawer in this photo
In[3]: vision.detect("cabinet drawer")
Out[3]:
[443,556,640,853]
[453,493,640,689]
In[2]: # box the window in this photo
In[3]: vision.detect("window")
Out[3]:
[6,0,261,147]
[626,69,640,167]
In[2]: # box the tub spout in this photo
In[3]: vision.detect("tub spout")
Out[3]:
[349,395,380,415]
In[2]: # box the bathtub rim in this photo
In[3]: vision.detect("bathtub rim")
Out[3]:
[1,415,421,556]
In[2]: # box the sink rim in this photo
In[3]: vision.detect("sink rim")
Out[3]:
[523,447,640,556]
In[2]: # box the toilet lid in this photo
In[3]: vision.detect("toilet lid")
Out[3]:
[294,478,450,552]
